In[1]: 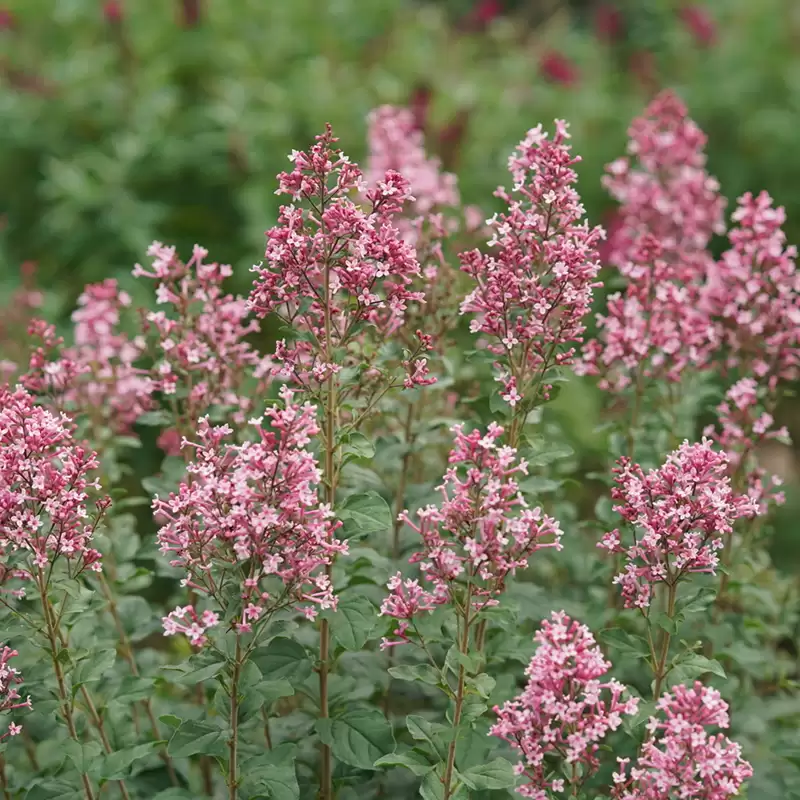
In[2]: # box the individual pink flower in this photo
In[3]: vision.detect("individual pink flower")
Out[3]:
[249,125,430,391]
[599,439,759,609]
[154,386,346,638]
[135,242,267,427]
[612,682,752,800]
[703,191,799,388]
[0,645,32,740]
[0,385,105,579]
[580,91,725,393]
[491,612,639,798]
[460,121,603,409]
[381,423,562,646]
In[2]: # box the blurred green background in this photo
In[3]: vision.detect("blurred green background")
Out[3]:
[1,0,798,550]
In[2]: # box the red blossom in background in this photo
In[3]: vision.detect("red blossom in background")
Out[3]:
[103,0,123,24]
[0,385,105,580]
[594,3,624,43]
[679,4,717,47]
[599,439,759,609]
[381,423,562,647]
[0,645,31,740]
[491,612,639,797]
[154,387,346,642]
[460,120,603,409]
[612,683,752,800]
[539,51,579,86]
[0,8,15,31]
[408,83,432,134]
[580,91,725,391]
[704,191,800,387]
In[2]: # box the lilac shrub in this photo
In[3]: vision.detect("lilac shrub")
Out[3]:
[0,93,795,800]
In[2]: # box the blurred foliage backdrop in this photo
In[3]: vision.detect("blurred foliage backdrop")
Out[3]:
[1,0,799,552]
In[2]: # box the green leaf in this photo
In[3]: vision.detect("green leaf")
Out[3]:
[241,746,299,800]
[258,679,295,706]
[675,587,717,617]
[167,720,226,758]
[466,672,496,700]
[150,792,196,800]
[162,655,226,685]
[24,780,78,800]
[599,629,651,660]
[406,715,452,761]
[315,707,395,771]
[338,492,392,540]
[670,653,727,681]
[459,757,517,790]
[326,594,377,651]
[444,646,481,675]
[100,742,159,780]
[72,648,117,690]
[652,612,679,635]
[374,750,433,777]
[136,410,173,426]
[158,714,182,730]
[388,664,441,687]
[252,638,312,684]
[341,431,375,460]
[63,740,102,775]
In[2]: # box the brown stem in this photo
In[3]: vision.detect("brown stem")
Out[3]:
[37,573,96,800]
[97,574,179,785]
[261,708,273,750]
[77,687,131,800]
[442,586,471,800]
[318,185,337,800]
[652,583,677,699]
[228,638,242,800]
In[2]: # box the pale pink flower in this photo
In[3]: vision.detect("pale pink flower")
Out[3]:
[0,645,31,741]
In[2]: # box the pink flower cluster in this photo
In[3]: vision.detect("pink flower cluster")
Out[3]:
[612,682,752,800]
[135,242,265,426]
[704,379,787,514]
[704,191,799,387]
[366,105,459,219]
[490,612,639,798]
[459,121,603,407]
[381,423,562,647]
[599,439,759,609]
[0,644,32,740]
[0,385,104,578]
[21,320,86,401]
[67,279,153,432]
[249,126,429,388]
[580,91,724,391]
[154,387,346,641]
